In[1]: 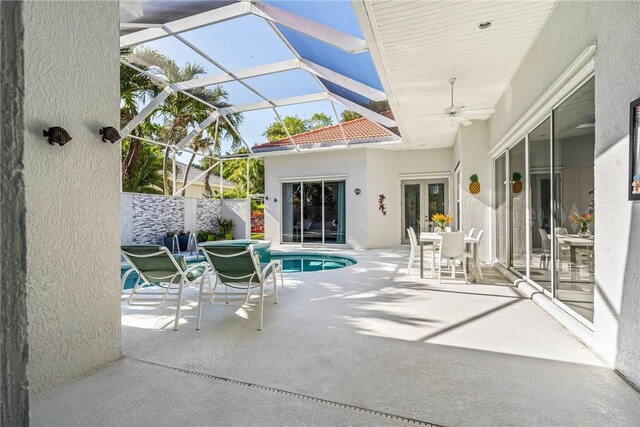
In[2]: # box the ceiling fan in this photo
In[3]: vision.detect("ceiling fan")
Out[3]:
[419,78,495,126]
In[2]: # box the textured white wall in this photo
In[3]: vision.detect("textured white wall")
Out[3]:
[455,122,492,262]
[221,199,251,239]
[263,149,368,248]
[263,147,453,249]
[488,1,640,386]
[23,1,121,393]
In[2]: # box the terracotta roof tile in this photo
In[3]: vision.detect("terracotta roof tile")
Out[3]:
[252,111,399,151]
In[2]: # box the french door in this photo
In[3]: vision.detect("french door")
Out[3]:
[401,179,449,243]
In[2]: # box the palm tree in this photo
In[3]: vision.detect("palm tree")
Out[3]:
[124,48,243,195]
[120,49,159,181]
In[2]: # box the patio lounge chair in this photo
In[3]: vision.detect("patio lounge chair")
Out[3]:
[198,245,280,331]
[121,245,211,331]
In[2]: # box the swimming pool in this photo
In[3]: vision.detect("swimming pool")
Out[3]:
[120,247,356,290]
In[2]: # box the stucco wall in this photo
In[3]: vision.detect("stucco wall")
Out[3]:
[263,146,453,249]
[263,149,369,248]
[221,199,251,239]
[455,122,492,262]
[488,1,640,385]
[23,1,121,393]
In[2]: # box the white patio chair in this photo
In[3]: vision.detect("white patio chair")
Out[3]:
[538,228,551,269]
[467,227,476,238]
[436,232,468,285]
[465,229,484,282]
[407,227,436,276]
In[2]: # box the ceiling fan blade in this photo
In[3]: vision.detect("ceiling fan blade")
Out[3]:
[455,115,473,126]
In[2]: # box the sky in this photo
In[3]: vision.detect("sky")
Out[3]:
[129,0,380,163]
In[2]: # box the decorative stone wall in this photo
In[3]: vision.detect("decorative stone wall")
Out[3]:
[121,193,223,244]
[132,194,184,244]
[197,198,222,231]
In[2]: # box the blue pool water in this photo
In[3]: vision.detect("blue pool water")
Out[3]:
[121,249,356,290]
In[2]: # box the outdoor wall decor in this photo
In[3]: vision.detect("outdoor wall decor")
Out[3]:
[469,174,480,194]
[629,96,640,200]
[512,172,523,193]
[378,194,387,215]
[43,126,72,146]
[99,126,121,143]
[354,188,361,195]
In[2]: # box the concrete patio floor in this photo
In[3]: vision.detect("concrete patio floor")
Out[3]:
[32,248,640,426]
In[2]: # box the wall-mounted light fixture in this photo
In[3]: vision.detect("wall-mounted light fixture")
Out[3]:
[43,127,72,146]
[99,126,121,143]
[354,188,361,195]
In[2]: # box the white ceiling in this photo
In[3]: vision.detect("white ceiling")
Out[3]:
[356,0,557,148]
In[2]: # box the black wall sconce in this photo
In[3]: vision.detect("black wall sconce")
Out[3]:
[99,126,121,143]
[354,188,361,195]
[43,127,72,146]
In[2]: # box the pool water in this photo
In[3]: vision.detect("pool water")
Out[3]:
[121,250,356,290]
[275,253,356,273]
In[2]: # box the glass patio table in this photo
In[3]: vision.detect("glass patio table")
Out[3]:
[419,232,481,282]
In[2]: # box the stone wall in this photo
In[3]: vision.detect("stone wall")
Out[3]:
[121,193,224,244]
[197,198,222,231]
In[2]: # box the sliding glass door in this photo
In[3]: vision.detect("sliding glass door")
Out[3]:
[528,118,552,292]
[510,139,527,277]
[552,77,595,321]
[282,180,346,245]
[493,76,595,324]
[494,154,507,265]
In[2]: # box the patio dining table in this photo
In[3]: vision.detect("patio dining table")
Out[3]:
[419,232,481,282]
[555,234,594,282]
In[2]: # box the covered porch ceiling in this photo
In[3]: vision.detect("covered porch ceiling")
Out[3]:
[354,0,557,149]
[119,0,400,156]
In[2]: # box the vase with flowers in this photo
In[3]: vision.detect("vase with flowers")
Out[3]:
[569,211,594,237]
[432,213,453,233]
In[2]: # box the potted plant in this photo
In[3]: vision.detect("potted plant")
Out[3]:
[512,172,523,193]
[163,231,177,252]
[469,174,480,194]
[176,230,190,251]
[215,216,235,240]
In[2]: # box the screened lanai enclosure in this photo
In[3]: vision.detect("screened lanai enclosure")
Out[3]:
[119,0,397,196]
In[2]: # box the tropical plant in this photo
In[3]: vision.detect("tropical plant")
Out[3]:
[215,216,235,237]
[120,50,160,181]
[218,148,264,197]
[124,47,242,195]
[340,100,391,122]
[121,139,165,194]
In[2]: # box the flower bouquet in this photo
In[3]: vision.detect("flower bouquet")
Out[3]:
[432,213,453,233]
[569,211,594,237]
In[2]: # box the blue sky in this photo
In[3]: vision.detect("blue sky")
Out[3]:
[133,0,377,162]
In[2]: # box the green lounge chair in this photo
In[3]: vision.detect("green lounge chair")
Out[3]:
[121,245,211,331]
[198,244,280,331]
